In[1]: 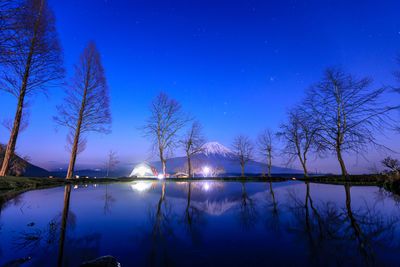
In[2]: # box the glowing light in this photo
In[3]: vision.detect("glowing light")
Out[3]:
[158,174,164,179]
[131,182,152,192]
[202,166,210,177]
[203,182,210,191]
[136,166,147,176]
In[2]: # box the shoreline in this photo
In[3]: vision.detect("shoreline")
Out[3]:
[1,174,399,196]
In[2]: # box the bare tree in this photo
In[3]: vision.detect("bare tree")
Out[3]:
[381,157,399,175]
[257,129,275,177]
[231,135,254,177]
[180,121,205,178]
[0,0,64,176]
[105,150,119,177]
[54,41,111,179]
[143,92,191,175]
[305,67,393,176]
[277,107,319,178]
[0,0,20,60]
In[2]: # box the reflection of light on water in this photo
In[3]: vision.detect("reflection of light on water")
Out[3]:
[131,182,152,192]
[203,182,210,191]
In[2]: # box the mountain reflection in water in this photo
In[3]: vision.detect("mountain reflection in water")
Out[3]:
[0,181,399,266]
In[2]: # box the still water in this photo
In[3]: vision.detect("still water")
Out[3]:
[0,181,399,266]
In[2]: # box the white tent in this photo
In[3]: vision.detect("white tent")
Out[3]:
[129,162,158,177]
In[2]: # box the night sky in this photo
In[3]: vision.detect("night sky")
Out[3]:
[0,0,399,173]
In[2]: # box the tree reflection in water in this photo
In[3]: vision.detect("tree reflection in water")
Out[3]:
[182,182,205,246]
[8,185,101,266]
[58,185,72,266]
[263,180,280,232]
[238,182,258,230]
[148,182,176,266]
[56,185,101,266]
[287,182,400,266]
[103,184,116,215]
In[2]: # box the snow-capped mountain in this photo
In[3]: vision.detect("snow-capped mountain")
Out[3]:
[201,142,236,157]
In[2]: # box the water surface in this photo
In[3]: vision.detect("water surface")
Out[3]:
[0,181,399,266]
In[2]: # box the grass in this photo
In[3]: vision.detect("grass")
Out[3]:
[0,176,135,196]
[298,174,384,186]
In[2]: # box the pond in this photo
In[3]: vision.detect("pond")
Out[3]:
[0,181,399,266]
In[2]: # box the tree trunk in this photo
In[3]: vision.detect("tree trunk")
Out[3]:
[66,56,91,179]
[66,129,80,179]
[161,160,166,176]
[302,162,309,178]
[187,152,191,178]
[298,155,309,178]
[106,164,110,177]
[0,0,44,177]
[268,151,272,178]
[241,164,244,177]
[58,185,71,266]
[0,97,24,176]
[336,148,348,176]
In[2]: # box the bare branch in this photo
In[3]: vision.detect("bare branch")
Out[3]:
[180,120,206,177]
[231,135,254,177]
[142,92,191,175]
[305,66,395,175]
[277,106,320,177]
[257,129,275,177]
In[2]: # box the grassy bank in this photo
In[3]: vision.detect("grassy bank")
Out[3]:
[0,176,288,194]
[0,176,136,195]
[299,174,400,195]
[298,174,384,186]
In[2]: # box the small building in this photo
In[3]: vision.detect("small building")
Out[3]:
[129,162,159,178]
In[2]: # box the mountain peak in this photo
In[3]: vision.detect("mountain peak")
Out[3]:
[201,142,235,157]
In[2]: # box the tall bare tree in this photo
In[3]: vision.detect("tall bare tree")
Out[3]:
[257,129,274,177]
[143,92,191,175]
[305,67,393,175]
[0,0,64,176]
[180,121,205,178]
[54,41,111,179]
[277,107,319,178]
[231,135,254,177]
[105,150,119,177]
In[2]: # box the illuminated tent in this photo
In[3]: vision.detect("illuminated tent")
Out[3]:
[129,162,158,177]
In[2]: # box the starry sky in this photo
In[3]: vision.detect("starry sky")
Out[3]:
[0,0,399,173]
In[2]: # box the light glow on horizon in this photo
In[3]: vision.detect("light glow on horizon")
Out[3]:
[203,166,210,177]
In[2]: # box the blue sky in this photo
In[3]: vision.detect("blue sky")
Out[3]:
[0,0,399,173]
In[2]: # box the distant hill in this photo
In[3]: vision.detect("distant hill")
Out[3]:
[148,142,301,176]
[0,145,50,177]
[50,142,303,178]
